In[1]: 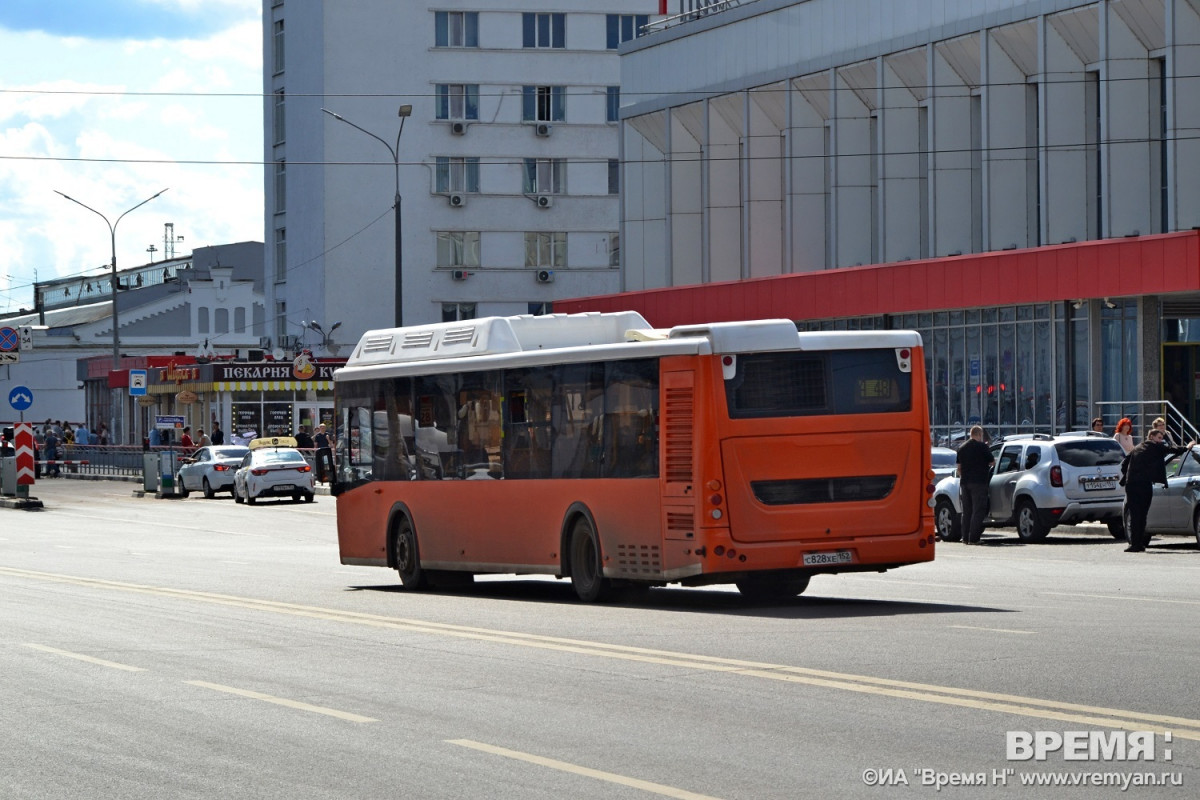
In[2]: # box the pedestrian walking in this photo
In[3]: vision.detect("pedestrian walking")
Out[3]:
[955,425,995,544]
[1113,418,1135,454]
[1121,428,1196,552]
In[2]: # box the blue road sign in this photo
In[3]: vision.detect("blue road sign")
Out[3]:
[8,385,33,411]
[0,326,19,352]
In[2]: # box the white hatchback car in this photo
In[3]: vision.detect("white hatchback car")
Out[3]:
[177,445,250,498]
[233,437,316,504]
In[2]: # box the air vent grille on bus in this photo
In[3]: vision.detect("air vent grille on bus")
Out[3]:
[752,476,896,506]
[615,543,661,577]
[361,335,396,355]
[665,510,694,539]
[664,385,695,484]
[441,326,476,346]
[401,331,435,349]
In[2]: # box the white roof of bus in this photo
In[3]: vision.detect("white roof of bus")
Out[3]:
[335,312,922,381]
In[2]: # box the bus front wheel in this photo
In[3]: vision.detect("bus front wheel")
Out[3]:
[569,516,609,603]
[393,517,428,590]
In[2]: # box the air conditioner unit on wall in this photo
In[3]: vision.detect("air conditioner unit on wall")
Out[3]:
[451,270,469,281]
[534,122,552,137]
[448,193,466,208]
[279,335,298,350]
[450,121,467,135]
[258,336,272,349]
[535,269,554,284]
[536,195,553,209]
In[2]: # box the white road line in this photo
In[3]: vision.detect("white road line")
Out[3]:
[23,643,146,672]
[447,739,723,800]
[184,680,378,723]
[1043,590,1200,606]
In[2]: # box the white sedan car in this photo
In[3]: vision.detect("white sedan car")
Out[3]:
[177,446,250,498]
[233,438,316,504]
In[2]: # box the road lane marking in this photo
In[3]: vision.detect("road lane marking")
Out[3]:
[1043,590,1200,606]
[23,643,145,672]
[949,625,1036,634]
[184,680,378,723]
[447,739,722,800]
[4,566,1199,739]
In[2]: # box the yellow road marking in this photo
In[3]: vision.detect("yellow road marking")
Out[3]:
[949,624,1036,634]
[4,566,1198,739]
[447,739,722,800]
[23,643,145,672]
[184,680,378,723]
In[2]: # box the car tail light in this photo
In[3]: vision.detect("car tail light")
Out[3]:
[1050,465,1063,487]
[251,468,269,476]
[297,465,312,473]
[214,465,230,471]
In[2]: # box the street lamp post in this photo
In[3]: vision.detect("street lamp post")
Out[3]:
[55,188,169,446]
[322,104,412,328]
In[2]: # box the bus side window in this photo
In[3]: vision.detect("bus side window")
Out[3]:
[415,375,462,479]
[602,359,659,478]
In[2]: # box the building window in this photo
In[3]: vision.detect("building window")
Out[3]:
[435,156,480,193]
[522,86,565,122]
[523,12,564,48]
[435,11,478,48]
[606,86,620,122]
[524,232,567,268]
[275,300,287,340]
[272,19,284,74]
[608,159,619,195]
[608,232,620,267]
[443,302,477,322]
[273,89,285,144]
[215,308,230,334]
[435,84,479,120]
[528,302,552,316]
[274,160,286,213]
[606,14,647,49]
[274,228,286,284]
[198,307,210,334]
[436,231,481,267]
[523,158,564,194]
[235,307,247,333]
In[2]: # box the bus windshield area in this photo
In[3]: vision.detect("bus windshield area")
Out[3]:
[725,349,912,419]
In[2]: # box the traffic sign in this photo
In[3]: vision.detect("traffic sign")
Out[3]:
[0,326,18,352]
[8,385,33,411]
[18,326,32,351]
[0,352,18,365]
[129,369,148,396]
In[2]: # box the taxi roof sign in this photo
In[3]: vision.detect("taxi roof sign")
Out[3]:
[248,436,299,450]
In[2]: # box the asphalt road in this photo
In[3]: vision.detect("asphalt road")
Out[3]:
[2,480,1198,799]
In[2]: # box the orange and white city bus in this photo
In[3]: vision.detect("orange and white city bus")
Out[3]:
[326,311,935,602]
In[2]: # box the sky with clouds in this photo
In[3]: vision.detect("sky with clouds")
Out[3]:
[0,0,263,315]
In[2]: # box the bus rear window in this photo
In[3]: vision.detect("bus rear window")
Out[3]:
[725,349,911,419]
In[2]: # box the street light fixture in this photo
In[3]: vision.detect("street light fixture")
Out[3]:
[55,187,169,445]
[305,320,342,351]
[321,104,412,328]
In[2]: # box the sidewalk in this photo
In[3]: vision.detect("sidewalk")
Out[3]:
[2,471,331,508]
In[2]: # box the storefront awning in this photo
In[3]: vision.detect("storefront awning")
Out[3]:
[214,381,333,391]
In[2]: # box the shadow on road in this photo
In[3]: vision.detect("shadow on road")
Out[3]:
[347,580,1015,619]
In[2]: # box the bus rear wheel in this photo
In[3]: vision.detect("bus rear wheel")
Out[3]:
[393,517,428,590]
[569,516,609,603]
[735,573,811,602]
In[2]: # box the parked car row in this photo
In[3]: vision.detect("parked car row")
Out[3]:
[176,438,315,505]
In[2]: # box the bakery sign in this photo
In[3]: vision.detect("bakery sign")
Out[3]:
[214,362,343,381]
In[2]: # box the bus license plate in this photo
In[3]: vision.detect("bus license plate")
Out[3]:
[803,550,853,567]
[1080,477,1116,491]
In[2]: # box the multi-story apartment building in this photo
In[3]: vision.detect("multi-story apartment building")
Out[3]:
[261,1,660,352]
[561,0,1200,443]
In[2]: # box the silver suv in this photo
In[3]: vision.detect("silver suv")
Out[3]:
[932,433,1127,542]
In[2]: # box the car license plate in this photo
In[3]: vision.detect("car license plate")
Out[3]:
[1080,477,1116,491]
[803,550,853,567]
[275,484,295,491]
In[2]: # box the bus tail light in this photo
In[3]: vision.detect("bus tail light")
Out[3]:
[896,347,912,372]
[709,494,723,506]
[1050,465,1063,487]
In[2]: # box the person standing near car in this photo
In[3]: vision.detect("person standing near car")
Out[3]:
[1121,429,1196,552]
[1113,417,1135,454]
[955,425,995,545]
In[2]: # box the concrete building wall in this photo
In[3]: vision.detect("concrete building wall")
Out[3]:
[620,0,1200,291]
